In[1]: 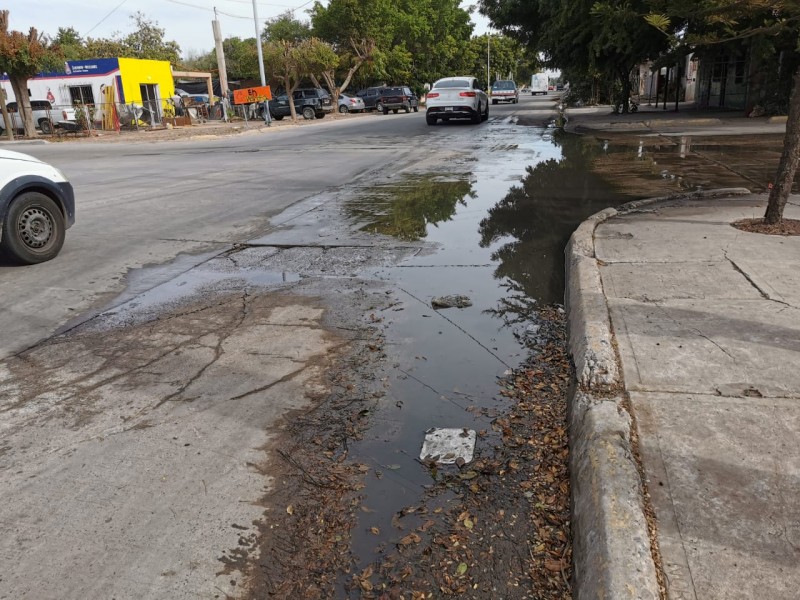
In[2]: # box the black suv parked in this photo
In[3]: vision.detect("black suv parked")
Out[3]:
[355,87,387,112]
[379,87,419,114]
[269,88,334,120]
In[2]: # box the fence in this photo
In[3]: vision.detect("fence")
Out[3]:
[1,95,232,136]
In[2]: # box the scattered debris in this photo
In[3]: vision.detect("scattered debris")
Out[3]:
[420,428,477,464]
[431,295,473,309]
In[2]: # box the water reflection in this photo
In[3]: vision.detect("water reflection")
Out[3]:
[346,176,475,241]
[479,130,628,305]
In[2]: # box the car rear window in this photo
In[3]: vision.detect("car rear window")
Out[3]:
[434,79,471,89]
[492,81,515,90]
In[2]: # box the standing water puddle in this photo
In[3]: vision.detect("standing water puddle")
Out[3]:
[339,129,648,585]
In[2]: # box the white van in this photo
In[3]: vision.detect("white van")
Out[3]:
[530,73,549,96]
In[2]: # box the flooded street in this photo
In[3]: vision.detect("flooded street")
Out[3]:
[0,99,786,599]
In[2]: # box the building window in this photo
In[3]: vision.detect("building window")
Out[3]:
[69,85,95,105]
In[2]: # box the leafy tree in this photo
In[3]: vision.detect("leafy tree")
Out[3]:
[120,12,181,63]
[263,12,312,43]
[310,0,477,89]
[316,39,376,113]
[53,27,87,61]
[645,0,800,222]
[0,10,63,138]
[184,37,261,81]
[467,34,534,87]
[57,13,181,63]
[480,0,670,110]
[82,37,128,59]
[263,38,337,120]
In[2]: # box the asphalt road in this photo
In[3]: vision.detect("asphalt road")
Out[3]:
[0,94,560,359]
[0,92,563,600]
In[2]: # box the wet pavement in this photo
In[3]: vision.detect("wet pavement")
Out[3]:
[1,97,791,598]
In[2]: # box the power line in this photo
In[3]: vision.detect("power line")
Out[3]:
[222,0,301,7]
[164,0,252,19]
[85,0,129,35]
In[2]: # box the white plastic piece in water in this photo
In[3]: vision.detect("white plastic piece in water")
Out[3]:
[420,428,476,464]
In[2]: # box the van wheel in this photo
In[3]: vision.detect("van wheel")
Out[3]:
[302,107,315,120]
[376,101,383,113]
[39,119,54,134]
[1,192,65,264]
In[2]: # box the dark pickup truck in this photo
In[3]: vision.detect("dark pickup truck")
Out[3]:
[269,88,334,120]
[379,87,419,114]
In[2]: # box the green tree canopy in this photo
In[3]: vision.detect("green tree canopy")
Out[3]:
[0,10,63,137]
[263,12,312,43]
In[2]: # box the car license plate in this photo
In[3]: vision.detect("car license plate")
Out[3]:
[445,106,454,111]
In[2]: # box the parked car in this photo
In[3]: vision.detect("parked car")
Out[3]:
[425,77,489,125]
[0,100,77,134]
[0,150,74,264]
[490,80,519,104]
[379,86,419,114]
[338,93,366,113]
[269,88,334,120]
[355,87,387,112]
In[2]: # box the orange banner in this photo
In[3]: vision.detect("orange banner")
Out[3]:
[233,86,273,104]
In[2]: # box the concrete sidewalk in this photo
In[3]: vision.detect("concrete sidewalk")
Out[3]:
[567,191,800,599]
[565,103,787,136]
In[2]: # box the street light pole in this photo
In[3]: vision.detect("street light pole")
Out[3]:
[487,32,490,88]
[252,0,266,86]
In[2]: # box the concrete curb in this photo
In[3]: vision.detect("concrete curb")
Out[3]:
[565,187,751,600]
[0,139,48,146]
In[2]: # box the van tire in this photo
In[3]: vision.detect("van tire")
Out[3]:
[39,119,54,134]
[1,192,65,264]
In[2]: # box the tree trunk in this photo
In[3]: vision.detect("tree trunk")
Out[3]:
[0,87,14,140]
[9,76,36,138]
[764,64,800,224]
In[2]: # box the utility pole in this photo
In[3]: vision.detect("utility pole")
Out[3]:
[252,0,266,86]
[213,8,230,121]
[486,32,490,89]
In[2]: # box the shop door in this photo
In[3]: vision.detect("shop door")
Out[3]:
[140,83,161,123]
[708,58,728,108]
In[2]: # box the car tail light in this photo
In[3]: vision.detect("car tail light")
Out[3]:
[459,91,476,97]
[350,99,357,104]
[427,92,439,98]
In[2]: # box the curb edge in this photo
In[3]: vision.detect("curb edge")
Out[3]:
[564,187,751,600]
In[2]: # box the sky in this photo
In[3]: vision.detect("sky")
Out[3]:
[11,1,491,59]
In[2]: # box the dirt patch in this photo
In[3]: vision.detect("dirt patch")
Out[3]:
[241,306,573,599]
[732,217,800,236]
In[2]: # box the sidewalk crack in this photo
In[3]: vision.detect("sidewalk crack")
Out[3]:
[725,254,797,309]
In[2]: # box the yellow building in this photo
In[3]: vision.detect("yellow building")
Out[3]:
[1,57,177,125]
